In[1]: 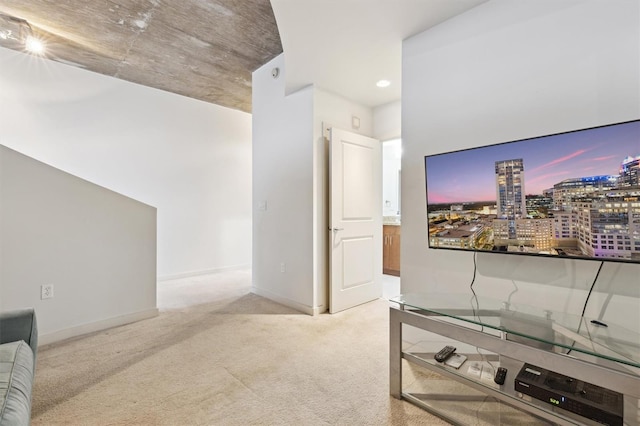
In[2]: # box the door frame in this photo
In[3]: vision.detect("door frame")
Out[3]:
[326,125,382,313]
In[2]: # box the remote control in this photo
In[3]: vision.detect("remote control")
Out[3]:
[494,367,507,385]
[434,345,456,362]
[590,319,608,327]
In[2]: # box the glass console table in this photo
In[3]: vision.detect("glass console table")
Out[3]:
[389,293,640,426]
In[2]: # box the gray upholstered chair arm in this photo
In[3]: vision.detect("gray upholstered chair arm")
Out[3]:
[0,308,38,364]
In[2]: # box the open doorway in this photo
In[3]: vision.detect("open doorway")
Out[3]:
[382,138,401,299]
[383,138,401,218]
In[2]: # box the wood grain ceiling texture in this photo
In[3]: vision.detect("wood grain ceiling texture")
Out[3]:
[0,0,283,112]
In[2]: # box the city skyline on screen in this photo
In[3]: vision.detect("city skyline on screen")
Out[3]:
[425,120,640,204]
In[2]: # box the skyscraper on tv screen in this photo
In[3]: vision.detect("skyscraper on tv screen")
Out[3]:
[495,159,526,219]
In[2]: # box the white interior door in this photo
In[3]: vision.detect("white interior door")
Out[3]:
[329,127,382,313]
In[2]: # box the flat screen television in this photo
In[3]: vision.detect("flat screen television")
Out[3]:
[424,119,640,263]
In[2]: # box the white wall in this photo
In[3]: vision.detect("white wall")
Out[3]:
[402,0,639,326]
[0,47,252,279]
[373,101,401,142]
[252,54,373,313]
[252,54,316,312]
[1,146,157,344]
[375,102,402,218]
[382,139,402,217]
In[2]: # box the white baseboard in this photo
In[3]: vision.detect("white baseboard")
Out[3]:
[39,308,159,347]
[157,264,250,282]
[251,286,324,316]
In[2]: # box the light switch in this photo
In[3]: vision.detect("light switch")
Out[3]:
[258,201,267,211]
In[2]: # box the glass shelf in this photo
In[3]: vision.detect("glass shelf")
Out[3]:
[390,293,640,369]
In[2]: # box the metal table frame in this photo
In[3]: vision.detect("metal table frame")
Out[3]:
[390,305,640,425]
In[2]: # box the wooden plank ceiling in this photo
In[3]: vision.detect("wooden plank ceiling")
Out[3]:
[0,0,283,112]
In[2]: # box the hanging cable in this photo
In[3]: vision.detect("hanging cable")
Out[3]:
[468,252,497,372]
[565,261,604,355]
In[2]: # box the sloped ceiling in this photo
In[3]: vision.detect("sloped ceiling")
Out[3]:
[0,0,283,113]
[0,0,487,112]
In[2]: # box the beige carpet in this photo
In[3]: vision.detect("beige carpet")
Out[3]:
[30,270,541,425]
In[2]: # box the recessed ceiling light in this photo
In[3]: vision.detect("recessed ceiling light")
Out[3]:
[376,79,391,88]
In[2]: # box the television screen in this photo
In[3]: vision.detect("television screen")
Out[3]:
[425,120,640,263]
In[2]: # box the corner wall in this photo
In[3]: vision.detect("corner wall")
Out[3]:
[0,47,252,279]
[402,1,639,324]
[252,54,374,313]
[1,146,157,344]
[373,101,401,142]
[252,54,316,312]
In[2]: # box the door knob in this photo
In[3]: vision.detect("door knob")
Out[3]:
[330,227,344,232]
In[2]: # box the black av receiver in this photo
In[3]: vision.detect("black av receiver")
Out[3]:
[514,363,623,426]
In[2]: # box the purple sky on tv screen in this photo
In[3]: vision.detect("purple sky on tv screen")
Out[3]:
[425,120,640,204]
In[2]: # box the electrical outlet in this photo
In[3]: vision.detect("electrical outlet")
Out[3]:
[280,262,286,273]
[41,284,54,299]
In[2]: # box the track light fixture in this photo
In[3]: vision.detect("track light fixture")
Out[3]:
[0,13,46,55]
